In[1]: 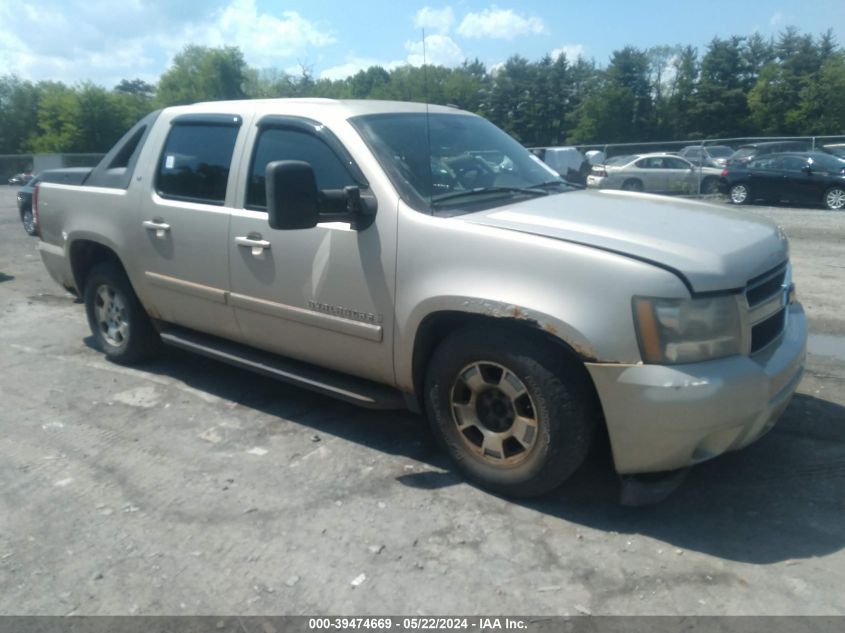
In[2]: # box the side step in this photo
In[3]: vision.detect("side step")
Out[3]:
[158,326,407,410]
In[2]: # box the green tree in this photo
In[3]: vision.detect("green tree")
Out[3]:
[793,52,845,134]
[348,66,391,99]
[114,78,155,97]
[747,28,831,135]
[156,45,249,106]
[29,82,80,153]
[568,46,653,143]
[73,83,134,152]
[0,76,41,153]
[665,46,699,139]
[648,45,683,138]
[690,36,751,138]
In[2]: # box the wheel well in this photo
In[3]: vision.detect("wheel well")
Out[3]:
[69,240,125,294]
[410,311,596,410]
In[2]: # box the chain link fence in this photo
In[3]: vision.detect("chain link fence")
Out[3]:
[531,135,845,198]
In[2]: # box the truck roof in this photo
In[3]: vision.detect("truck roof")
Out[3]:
[183,98,469,120]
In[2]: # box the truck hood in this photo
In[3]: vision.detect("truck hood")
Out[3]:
[462,189,788,293]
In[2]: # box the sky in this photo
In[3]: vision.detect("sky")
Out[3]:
[1,0,843,88]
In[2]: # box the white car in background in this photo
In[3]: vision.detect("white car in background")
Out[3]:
[587,153,722,195]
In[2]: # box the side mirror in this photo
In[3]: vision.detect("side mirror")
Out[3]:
[266,160,319,230]
[266,160,377,231]
[801,165,813,174]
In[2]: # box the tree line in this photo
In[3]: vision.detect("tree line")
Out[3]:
[1,26,843,156]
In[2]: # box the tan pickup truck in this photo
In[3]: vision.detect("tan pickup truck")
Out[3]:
[34,99,807,499]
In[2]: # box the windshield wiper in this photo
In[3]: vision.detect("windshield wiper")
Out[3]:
[535,179,585,190]
[431,186,550,205]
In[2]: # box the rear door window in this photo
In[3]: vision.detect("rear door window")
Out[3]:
[780,156,808,172]
[636,157,659,169]
[749,157,779,170]
[156,123,240,205]
[664,157,691,169]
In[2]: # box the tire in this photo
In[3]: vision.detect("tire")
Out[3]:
[824,186,845,211]
[621,179,644,192]
[700,177,719,195]
[84,261,160,364]
[729,183,750,205]
[424,325,598,498]
[20,207,36,236]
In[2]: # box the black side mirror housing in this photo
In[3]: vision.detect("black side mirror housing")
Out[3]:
[266,160,377,231]
[801,165,813,174]
[267,160,319,230]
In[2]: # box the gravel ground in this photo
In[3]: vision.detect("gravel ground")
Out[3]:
[0,186,843,616]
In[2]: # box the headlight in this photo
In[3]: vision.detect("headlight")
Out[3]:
[633,295,742,364]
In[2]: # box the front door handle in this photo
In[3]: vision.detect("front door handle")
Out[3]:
[235,234,271,256]
[143,219,171,238]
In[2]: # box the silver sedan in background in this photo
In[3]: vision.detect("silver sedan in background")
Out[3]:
[587,153,722,195]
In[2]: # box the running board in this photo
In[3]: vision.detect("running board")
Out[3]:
[158,326,406,410]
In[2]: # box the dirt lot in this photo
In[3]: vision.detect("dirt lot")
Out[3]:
[1,186,843,616]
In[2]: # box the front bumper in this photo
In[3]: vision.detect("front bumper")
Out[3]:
[586,302,807,474]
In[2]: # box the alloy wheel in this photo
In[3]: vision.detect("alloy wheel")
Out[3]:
[22,210,35,234]
[450,361,540,466]
[94,284,129,347]
[826,188,845,211]
[730,184,748,204]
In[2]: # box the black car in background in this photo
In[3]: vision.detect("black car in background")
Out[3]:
[16,167,93,235]
[726,140,813,166]
[16,175,40,235]
[824,144,845,159]
[719,152,845,210]
[7,172,33,185]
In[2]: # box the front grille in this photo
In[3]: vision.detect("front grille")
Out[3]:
[751,309,786,352]
[745,262,789,354]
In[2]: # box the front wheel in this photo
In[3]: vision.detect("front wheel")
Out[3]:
[84,262,160,364]
[824,187,845,211]
[729,183,751,205]
[621,179,644,192]
[424,326,597,498]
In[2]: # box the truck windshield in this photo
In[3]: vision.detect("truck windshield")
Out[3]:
[349,112,576,215]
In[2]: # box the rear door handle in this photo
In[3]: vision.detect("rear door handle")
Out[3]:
[143,219,171,238]
[235,235,271,255]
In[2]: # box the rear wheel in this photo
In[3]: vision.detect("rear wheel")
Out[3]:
[84,262,160,364]
[20,207,36,236]
[621,179,644,192]
[424,325,597,498]
[824,187,845,211]
[700,177,719,195]
[729,183,750,205]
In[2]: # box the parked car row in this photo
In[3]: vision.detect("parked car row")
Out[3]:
[537,141,845,198]
[719,152,845,211]
[586,153,722,195]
